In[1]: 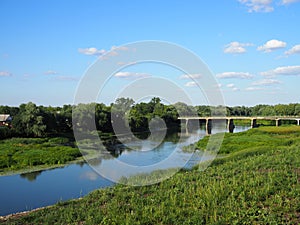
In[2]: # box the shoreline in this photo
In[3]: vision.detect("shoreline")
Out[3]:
[0,149,100,177]
[0,197,85,221]
[0,127,249,218]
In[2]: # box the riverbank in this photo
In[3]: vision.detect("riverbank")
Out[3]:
[0,136,104,176]
[1,126,300,224]
[0,149,100,177]
[0,129,174,176]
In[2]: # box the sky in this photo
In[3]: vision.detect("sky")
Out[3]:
[1,0,300,107]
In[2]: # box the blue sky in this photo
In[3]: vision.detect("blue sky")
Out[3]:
[1,0,300,106]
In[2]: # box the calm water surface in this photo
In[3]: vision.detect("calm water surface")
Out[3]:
[0,126,249,216]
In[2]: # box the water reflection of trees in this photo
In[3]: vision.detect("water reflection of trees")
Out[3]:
[20,171,42,182]
[77,128,184,158]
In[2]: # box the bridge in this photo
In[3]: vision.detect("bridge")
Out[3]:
[178,116,300,135]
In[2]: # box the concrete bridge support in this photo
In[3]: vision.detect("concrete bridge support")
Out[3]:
[185,119,189,128]
[227,119,235,133]
[206,119,212,135]
[185,119,189,134]
[251,119,257,128]
[296,119,300,126]
[276,119,281,127]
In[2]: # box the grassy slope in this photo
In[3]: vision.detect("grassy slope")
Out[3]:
[1,126,300,224]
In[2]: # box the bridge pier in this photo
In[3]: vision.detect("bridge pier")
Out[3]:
[206,119,212,135]
[251,119,257,128]
[185,119,189,128]
[185,119,189,134]
[227,119,235,133]
[275,119,281,127]
[178,116,300,133]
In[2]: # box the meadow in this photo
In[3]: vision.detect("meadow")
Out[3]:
[0,137,81,175]
[1,126,300,224]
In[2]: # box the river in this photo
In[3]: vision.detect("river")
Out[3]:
[0,126,249,216]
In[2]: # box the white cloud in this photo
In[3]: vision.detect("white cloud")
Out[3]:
[114,72,151,79]
[261,65,300,77]
[238,0,274,12]
[245,86,265,91]
[78,47,106,56]
[184,81,197,87]
[180,74,202,79]
[78,45,130,58]
[0,71,12,77]
[281,0,300,4]
[79,47,105,56]
[252,79,281,86]
[54,76,78,81]
[257,39,287,52]
[117,61,137,66]
[239,0,300,12]
[224,41,253,54]
[225,83,240,91]
[111,46,129,51]
[216,72,254,79]
[226,83,235,88]
[285,44,300,55]
[44,70,58,75]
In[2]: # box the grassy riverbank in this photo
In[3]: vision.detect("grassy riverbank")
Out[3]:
[0,132,120,176]
[0,137,82,175]
[1,126,300,224]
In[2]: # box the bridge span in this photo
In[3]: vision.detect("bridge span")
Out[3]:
[178,116,300,134]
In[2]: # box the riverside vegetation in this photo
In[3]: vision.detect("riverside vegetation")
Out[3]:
[1,98,299,174]
[0,136,81,175]
[1,126,300,224]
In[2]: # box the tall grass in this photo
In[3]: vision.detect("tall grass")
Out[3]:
[1,126,300,224]
[0,137,81,172]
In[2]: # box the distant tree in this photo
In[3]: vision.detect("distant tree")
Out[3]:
[111,98,135,133]
[56,104,73,133]
[111,98,135,113]
[95,103,112,132]
[196,105,211,116]
[173,102,196,116]
[12,102,46,137]
[295,104,300,116]
[258,105,276,116]
[72,103,97,132]
[161,105,179,127]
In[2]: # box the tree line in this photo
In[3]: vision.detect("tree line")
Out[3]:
[0,98,300,139]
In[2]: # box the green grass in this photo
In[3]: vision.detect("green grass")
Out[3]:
[194,125,300,154]
[0,137,81,174]
[1,126,300,224]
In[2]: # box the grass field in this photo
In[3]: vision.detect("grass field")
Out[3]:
[1,126,300,224]
[0,137,81,174]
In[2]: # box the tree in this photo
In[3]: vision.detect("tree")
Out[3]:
[72,103,97,132]
[56,104,73,133]
[295,104,300,116]
[12,102,46,137]
[173,102,196,116]
[95,103,112,132]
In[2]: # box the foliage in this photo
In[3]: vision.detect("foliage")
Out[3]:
[2,127,300,224]
[11,102,46,137]
[0,137,81,171]
[194,126,300,154]
[1,99,300,139]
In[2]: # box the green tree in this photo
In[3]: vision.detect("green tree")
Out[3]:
[12,102,46,137]
[72,103,97,132]
[294,104,300,116]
